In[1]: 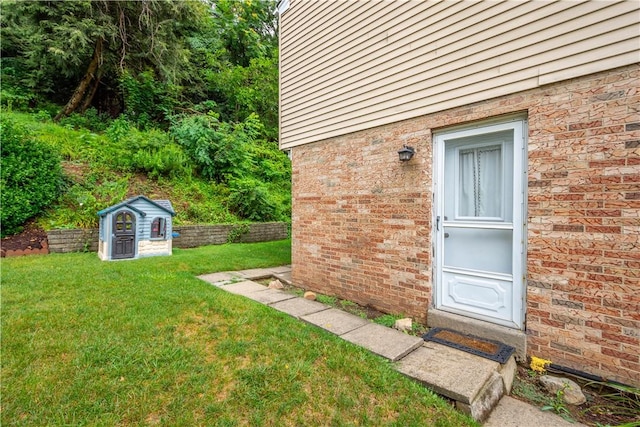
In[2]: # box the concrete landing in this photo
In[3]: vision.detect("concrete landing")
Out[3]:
[397,341,515,421]
[198,266,537,423]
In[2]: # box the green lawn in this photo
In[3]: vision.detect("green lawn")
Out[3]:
[1,240,476,426]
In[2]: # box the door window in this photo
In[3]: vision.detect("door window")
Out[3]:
[458,145,502,218]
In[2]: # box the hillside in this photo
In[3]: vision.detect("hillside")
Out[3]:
[1,112,291,235]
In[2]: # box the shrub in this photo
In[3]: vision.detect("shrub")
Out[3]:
[131,143,192,179]
[104,119,192,178]
[57,108,111,132]
[170,112,256,183]
[120,70,178,129]
[0,118,63,236]
[227,177,277,221]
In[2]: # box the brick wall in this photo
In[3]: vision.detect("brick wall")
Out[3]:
[47,222,289,253]
[291,64,639,386]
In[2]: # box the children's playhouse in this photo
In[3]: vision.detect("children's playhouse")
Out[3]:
[97,195,175,260]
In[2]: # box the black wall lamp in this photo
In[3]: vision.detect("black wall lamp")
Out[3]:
[397,145,415,162]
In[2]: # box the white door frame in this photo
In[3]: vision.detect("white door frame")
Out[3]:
[433,117,527,330]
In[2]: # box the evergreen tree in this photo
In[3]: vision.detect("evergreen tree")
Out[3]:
[1,0,208,119]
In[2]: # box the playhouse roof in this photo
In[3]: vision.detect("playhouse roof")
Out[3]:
[97,195,176,217]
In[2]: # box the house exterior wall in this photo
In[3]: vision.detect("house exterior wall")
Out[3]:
[279,0,639,148]
[291,64,640,386]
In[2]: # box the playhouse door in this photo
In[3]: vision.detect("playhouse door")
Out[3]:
[434,120,525,329]
[112,210,136,259]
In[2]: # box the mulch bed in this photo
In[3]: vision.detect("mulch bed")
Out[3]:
[1,225,49,257]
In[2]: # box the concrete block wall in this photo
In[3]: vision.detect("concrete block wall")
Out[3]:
[291,64,639,386]
[47,229,100,253]
[172,223,289,247]
[47,222,289,253]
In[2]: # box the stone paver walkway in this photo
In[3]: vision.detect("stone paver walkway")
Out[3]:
[198,265,584,426]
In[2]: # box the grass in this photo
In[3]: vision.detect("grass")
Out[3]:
[1,240,476,427]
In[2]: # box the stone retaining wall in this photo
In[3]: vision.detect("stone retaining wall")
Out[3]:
[47,229,100,253]
[47,222,289,253]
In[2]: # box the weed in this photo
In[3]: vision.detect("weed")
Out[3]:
[542,385,575,423]
[316,294,337,305]
[374,313,404,328]
[338,299,367,318]
[512,376,550,407]
[227,223,251,243]
[582,381,640,424]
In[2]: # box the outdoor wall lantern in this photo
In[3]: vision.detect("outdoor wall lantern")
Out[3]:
[397,145,415,162]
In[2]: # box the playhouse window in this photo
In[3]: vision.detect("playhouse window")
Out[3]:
[151,217,166,239]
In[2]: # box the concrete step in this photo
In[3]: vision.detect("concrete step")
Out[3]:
[397,341,516,422]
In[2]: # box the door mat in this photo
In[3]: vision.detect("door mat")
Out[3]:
[422,327,515,364]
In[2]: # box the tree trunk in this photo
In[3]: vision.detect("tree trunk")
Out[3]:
[54,38,103,121]
[80,70,102,113]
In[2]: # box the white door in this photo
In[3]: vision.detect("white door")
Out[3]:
[434,120,525,329]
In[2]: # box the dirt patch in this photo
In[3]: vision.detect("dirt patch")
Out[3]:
[1,223,49,257]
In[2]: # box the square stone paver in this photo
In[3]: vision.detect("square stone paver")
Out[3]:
[270,297,330,318]
[197,272,243,286]
[267,265,292,274]
[341,323,424,361]
[248,289,297,305]
[236,268,278,280]
[223,280,268,295]
[301,308,369,336]
[273,271,292,284]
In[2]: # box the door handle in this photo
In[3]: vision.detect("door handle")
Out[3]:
[444,233,450,238]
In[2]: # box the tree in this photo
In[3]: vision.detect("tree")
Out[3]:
[201,0,280,139]
[213,0,278,67]
[1,0,208,119]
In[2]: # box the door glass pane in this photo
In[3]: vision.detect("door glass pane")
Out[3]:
[443,227,512,274]
[458,145,502,217]
[444,130,514,222]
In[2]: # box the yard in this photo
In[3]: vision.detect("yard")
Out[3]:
[1,240,476,426]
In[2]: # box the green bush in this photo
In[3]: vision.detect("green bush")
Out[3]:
[227,177,277,221]
[170,112,256,183]
[57,108,112,132]
[131,143,192,179]
[0,118,63,236]
[120,70,178,129]
[103,119,191,178]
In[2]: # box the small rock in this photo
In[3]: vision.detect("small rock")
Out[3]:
[394,318,413,332]
[303,291,316,301]
[268,279,284,289]
[539,375,586,405]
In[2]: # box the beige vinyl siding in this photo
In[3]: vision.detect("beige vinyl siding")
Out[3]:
[279,0,640,149]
